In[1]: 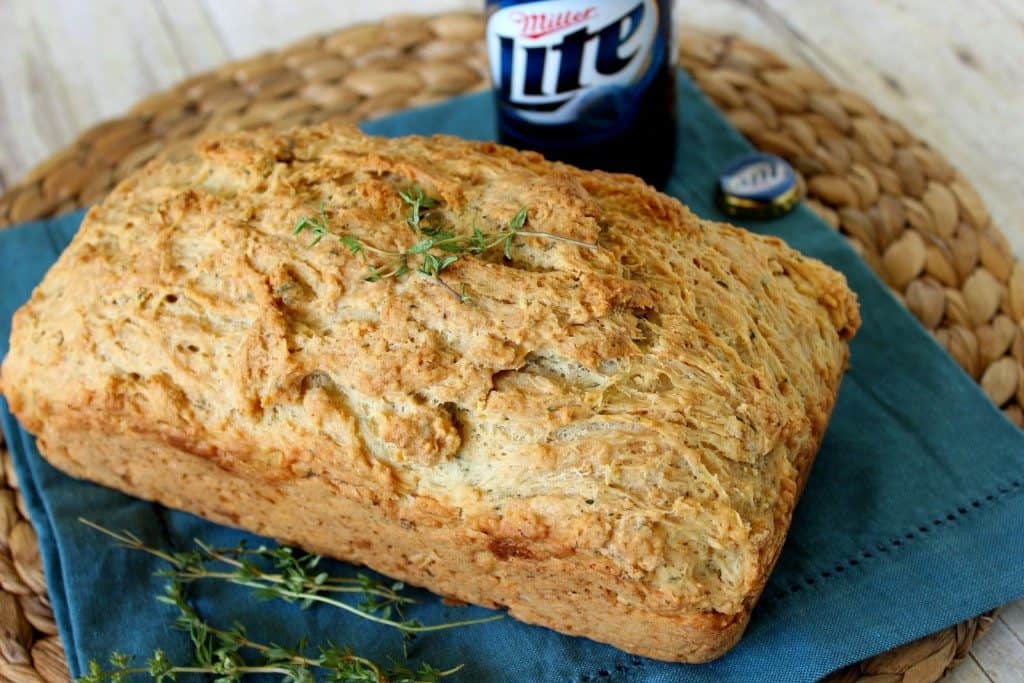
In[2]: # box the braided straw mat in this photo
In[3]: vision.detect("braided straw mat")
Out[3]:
[0,12,1019,683]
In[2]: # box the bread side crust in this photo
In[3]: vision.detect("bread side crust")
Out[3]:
[31,422,740,662]
[24,358,841,664]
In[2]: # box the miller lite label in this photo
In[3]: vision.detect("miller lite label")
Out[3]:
[486,0,676,185]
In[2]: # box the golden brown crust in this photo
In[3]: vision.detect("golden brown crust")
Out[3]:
[1,124,859,662]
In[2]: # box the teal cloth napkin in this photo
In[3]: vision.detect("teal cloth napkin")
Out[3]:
[2,72,1023,682]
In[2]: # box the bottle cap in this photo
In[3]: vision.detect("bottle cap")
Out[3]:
[717,153,801,219]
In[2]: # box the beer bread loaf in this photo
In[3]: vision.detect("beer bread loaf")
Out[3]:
[1,125,859,662]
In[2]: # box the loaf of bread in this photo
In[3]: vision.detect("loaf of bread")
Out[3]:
[1,124,859,662]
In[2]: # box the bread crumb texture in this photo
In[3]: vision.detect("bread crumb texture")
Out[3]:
[1,125,859,660]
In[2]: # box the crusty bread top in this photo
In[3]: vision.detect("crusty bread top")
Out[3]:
[2,125,859,618]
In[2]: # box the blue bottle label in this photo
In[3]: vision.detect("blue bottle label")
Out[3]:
[487,0,667,142]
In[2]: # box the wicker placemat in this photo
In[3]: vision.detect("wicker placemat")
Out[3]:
[0,13,1018,683]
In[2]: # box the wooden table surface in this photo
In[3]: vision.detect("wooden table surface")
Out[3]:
[1,1,1022,680]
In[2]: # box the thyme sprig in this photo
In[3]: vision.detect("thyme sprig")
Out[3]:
[80,519,502,634]
[398,186,436,233]
[292,187,597,300]
[80,580,459,683]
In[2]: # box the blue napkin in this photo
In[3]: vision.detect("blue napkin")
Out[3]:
[2,72,1023,683]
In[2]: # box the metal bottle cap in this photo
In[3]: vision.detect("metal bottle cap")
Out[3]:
[717,153,800,219]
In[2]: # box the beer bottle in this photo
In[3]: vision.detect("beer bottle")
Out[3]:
[485,0,677,187]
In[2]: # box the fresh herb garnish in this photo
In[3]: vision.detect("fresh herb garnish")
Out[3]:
[80,581,458,683]
[291,203,333,247]
[292,186,597,301]
[398,186,437,233]
[78,519,501,682]
[80,519,500,634]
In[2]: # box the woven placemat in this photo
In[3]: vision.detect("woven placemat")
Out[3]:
[0,13,1017,683]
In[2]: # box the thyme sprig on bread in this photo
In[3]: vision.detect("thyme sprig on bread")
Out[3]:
[292,185,597,300]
